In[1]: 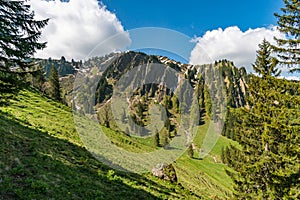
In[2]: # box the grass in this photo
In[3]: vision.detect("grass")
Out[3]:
[0,88,235,199]
[174,117,238,199]
[0,88,199,199]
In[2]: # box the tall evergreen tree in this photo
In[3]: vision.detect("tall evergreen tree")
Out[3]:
[49,65,61,101]
[272,0,300,72]
[0,0,48,103]
[222,75,300,199]
[253,39,281,77]
[154,129,160,147]
[0,0,48,72]
[187,144,194,158]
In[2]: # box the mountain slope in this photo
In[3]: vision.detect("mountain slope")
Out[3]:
[0,88,201,199]
[0,52,252,199]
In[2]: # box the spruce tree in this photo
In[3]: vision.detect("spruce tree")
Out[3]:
[222,75,300,199]
[0,0,48,72]
[154,129,160,147]
[272,0,300,72]
[187,144,194,158]
[49,65,61,101]
[0,0,48,103]
[253,39,281,77]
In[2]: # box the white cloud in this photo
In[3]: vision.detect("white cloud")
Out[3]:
[30,0,130,60]
[279,76,300,81]
[189,26,285,72]
[278,71,300,81]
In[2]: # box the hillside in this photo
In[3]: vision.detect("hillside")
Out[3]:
[0,88,202,199]
[0,85,236,199]
[1,52,250,199]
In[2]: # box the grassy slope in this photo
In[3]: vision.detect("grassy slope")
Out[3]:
[0,89,199,199]
[174,118,238,199]
[0,88,235,199]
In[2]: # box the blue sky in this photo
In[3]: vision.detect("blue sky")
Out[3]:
[101,0,284,37]
[30,0,298,79]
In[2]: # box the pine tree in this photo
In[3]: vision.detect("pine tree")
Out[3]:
[272,0,300,72]
[187,144,194,158]
[102,105,110,128]
[154,129,160,147]
[222,75,300,199]
[49,65,61,101]
[0,0,48,103]
[0,0,48,72]
[253,39,281,77]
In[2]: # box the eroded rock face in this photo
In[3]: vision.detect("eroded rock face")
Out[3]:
[152,163,177,182]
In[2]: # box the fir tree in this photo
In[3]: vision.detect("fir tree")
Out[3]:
[0,0,48,73]
[154,129,160,147]
[102,105,110,128]
[222,75,300,199]
[49,65,61,101]
[253,39,281,77]
[187,144,194,158]
[0,0,48,103]
[272,0,300,71]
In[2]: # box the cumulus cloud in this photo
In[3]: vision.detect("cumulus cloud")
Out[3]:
[278,72,300,81]
[29,0,130,60]
[189,26,285,72]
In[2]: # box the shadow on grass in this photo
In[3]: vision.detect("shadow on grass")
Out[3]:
[0,111,182,199]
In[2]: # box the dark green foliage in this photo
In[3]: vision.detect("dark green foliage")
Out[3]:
[0,71,19,105]
[273,0,300,71]
[0,0,48,70]
[187,144,194,158]
[223,75,300,199]
[0,0,47,102]
[253,39,281,77]
[101,105,111,128]
[48,65,61,101]
[196,75,205,110]
[154,129,160,147]
[26,64,46,92]
[163,164,177,182]
[164,117,171,131]
[204,85,212,117]
[137,101,143,118]
[96,77,107,101]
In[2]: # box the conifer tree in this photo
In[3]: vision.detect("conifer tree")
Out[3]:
[49,65,61,101]
[272,0,300,72]
[253,39,281,77]
[222,75,300,199]
[187,144,194,158]
[154,129,160,147]
[0,0,48,72]
[0,0,48,102]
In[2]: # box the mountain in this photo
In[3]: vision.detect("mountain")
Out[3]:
[0,51,252,199]
[60,51,248,110]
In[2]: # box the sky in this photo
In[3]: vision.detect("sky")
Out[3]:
[101,0,283,37]
[29,0,299,80]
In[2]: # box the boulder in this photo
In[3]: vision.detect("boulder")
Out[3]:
[151,163,177,182]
